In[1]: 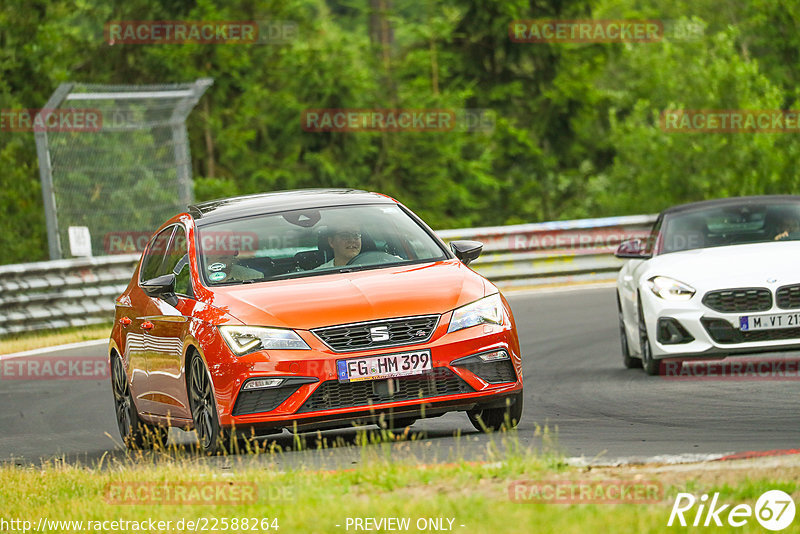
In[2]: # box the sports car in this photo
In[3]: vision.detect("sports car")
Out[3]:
[108,189,523,453]
[616,195,800,375]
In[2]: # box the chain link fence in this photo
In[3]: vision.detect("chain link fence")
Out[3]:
[35,79,212,259]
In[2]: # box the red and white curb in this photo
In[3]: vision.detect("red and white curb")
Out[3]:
[566,448,800,467]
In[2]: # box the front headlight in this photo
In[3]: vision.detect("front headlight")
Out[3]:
[647,276,696,300]
[448,293,504,333]
[218,326,310,355]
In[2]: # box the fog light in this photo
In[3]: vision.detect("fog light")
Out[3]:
[242,378,284,390]
[657,318,695,345]
[478,350,509,362]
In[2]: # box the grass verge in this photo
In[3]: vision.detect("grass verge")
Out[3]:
[0,323,112,355]
[1,427,798,533]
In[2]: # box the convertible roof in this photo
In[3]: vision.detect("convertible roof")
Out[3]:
[662,195,800,215]
[188,188,395,224]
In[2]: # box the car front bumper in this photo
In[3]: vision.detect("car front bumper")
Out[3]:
[642,291,800,359]
[213,320,523,430]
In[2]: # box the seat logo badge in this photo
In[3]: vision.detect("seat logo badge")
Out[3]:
[369,326,390,342]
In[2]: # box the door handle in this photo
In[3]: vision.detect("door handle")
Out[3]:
[119,316,132,327]
[141,321,154,331]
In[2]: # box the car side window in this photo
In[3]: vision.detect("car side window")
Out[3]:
[163,227,193,298]
[140,227,175,282]
[162,227,187,275]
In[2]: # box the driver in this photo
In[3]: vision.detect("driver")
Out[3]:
[318,224,362,268]
[774,215,800,241]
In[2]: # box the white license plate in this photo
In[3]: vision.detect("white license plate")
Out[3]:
[739,312,800,331]
[336,350,432,383]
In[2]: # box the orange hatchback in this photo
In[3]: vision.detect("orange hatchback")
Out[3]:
[108,189,523,453]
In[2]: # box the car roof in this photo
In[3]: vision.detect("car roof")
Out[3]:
[662,195,800,216]
[188,188,396,225]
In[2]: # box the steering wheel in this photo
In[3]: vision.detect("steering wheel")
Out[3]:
[346,251,398,266]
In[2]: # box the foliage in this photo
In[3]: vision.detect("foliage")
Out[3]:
[1,0,799,263]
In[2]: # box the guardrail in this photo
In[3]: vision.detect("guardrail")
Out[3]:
[0,214,656,336]
[0,254,140,336]
[439,214,656,288]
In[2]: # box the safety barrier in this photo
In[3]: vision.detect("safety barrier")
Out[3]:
[0,214,656,335]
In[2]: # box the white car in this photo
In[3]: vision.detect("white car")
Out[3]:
[615,196,800,375]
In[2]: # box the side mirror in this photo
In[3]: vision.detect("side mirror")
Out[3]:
[141,273,178,306]
[450,240,483,266]
[615,238,651,259]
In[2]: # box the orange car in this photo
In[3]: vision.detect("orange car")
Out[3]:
[108,189,523,453]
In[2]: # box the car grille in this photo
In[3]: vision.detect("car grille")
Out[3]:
[232,385,302,416]
[702,288,772,313]
[776,284,800,310]
[701,317,800,344]
[453,360,517,384]
[312,315,439,353]
[296,367,473,413]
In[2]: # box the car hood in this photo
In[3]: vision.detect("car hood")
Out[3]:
[206,259,492,330]
[641,241,800,289]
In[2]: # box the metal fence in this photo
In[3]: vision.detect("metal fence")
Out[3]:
[35,79,212,260]
[0,215,656,336]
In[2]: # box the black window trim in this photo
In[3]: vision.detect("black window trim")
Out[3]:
[138,224,178,285]
[169,226,195,299]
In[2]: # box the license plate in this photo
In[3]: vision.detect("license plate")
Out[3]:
[739,312,800,331]
[336,350,432,383]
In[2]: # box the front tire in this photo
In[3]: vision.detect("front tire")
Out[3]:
[187,352,224,454]
[467,392,523,432]
[637,296,661,376]
[618,293,642,369]
[111,354,168,450]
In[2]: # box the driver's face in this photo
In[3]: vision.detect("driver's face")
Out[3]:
[782,218,800,233]
[328,229,362,265]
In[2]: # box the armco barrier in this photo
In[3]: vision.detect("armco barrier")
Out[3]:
[0,254,139,336]
[0,214,656,336]
[439,214,656,288]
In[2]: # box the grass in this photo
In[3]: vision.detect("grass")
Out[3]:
[2,426,798,533]
[0,322,112,355]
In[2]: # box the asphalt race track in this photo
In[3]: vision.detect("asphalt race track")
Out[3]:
[2,285,799,467]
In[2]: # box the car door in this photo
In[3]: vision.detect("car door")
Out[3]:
[139,225,194,421]
[127,226,175,413]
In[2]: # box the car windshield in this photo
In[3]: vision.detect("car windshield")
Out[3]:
[196,204,448,285]
[658,201,800,254]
